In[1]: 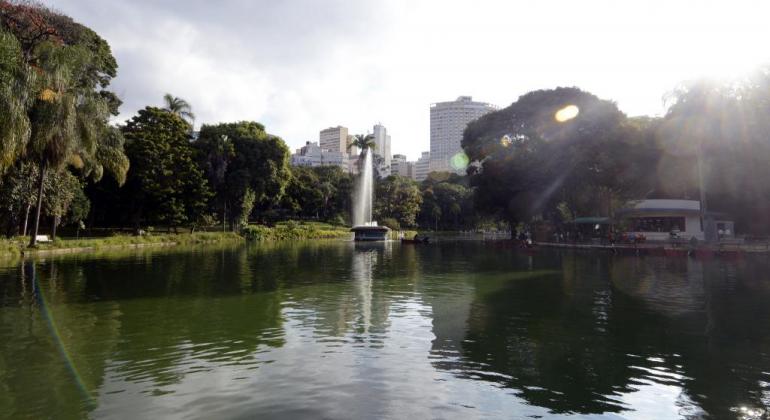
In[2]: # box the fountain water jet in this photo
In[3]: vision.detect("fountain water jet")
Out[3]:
[351,148,389,241]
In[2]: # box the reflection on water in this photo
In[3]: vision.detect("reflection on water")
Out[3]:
[1,242,770,418]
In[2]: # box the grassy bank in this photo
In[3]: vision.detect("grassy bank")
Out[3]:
[242,221,352,241]
[0,221,418,258]
[0,231,243,257]
[242,221,419,241]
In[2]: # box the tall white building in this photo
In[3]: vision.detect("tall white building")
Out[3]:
[319,126,349,157]
[372,124,392,177]
[414,151,431,181]
[430,96,497,173]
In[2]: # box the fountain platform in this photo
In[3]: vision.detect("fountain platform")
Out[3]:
[351,225,390,241]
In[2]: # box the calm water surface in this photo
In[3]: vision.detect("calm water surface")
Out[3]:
[1,240,770,419]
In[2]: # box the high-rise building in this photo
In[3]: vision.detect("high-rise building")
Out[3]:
[430,96,497,173]
[414,151,431,181]
[391,154,409,177]
[319,126,349,157]
[372,123,392,177]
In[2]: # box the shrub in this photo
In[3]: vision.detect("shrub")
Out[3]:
[380,217,401,231]
[241,224,271,241]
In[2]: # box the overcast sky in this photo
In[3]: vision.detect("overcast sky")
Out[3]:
[47,0,769,160]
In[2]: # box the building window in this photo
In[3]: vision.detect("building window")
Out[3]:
[630,217,686,233]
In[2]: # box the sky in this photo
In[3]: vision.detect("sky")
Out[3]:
[46,0,770,160]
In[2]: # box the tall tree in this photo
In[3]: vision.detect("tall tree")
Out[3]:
[374,176,422,228]
[42,169,79,239]
[1,3,128,245]
[280,166,352,223]
[348,133,375,173]
[463,87,656,230]
[122,107,211,230]
[418,173,475,230]
[661,68,770,233]
[0,161,37,236]
[163,93,195,124]
[0,30,33,173]
[194,121,290,228]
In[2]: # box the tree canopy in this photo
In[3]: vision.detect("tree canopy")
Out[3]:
[122,107,210,229]
[374,175,422,228]
[0,1,128,244]
[660,69,770,233]
[463,87,658,227]
[194,121,291,228]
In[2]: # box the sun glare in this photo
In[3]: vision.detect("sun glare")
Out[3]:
[555,105,579,122]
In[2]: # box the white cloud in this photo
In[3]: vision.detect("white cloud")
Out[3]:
[48,0,770,160]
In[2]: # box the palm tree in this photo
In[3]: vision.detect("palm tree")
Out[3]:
[348,133,375,154]
[0,32,34,174]
[347,134,375,175]
[163,93,195,124]
[27,44,128,246]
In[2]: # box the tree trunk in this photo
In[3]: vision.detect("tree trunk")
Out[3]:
[51,215,59,241]
[29,161,47,247]
[22,204,31,237]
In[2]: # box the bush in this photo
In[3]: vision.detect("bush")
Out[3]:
[241,224,271,241]
[241,222,351,241]
[380,217,401,231]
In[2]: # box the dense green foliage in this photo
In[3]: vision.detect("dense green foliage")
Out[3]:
[464,87,660,227]
[281,165,352,224]
[194,121,291,229]
[121,107,211,229]
[0,1,128,244]
[417,172,477,230]
[373,176,422,228]
[241,221,351,241]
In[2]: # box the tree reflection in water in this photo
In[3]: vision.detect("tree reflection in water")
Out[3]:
[2,243,770,418]
[429,250,770,418]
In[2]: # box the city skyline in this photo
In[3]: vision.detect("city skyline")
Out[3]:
[44,0,770,161]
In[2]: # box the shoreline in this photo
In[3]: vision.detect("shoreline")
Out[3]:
[534,240,769,256]
[1,232,244,259]
[0,222,358,259]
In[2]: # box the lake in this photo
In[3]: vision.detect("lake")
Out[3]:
[1,240,769,419]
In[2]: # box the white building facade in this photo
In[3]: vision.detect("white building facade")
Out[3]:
[319,126,349,157]
[618,199,704,241]
[290,141,347,170]
[414,151,431,181]
[430,96,497,173]
[373,124,392,177]
[391,154,410,177]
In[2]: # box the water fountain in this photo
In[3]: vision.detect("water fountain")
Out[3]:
[351,148,389,241]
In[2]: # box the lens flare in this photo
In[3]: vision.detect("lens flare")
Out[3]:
[30,264,96,408]
[555,105,579,122]
[450,152,470,171]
